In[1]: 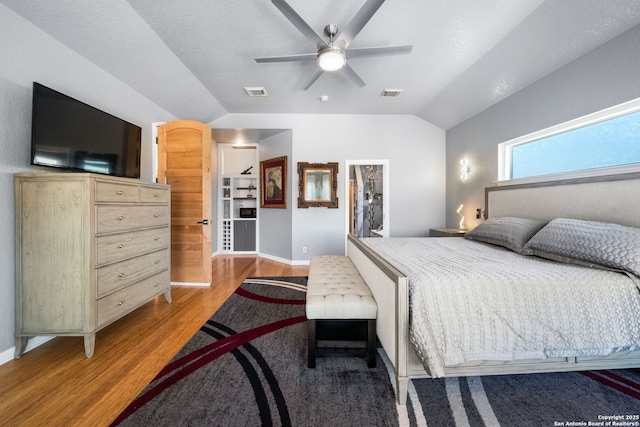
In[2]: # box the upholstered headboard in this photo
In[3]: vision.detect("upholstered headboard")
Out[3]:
[486,172,640,228]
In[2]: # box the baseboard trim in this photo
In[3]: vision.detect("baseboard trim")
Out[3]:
[258,253,310,266]
[0,336,54,366]
[210,252,310,266]
[171,281,210,287]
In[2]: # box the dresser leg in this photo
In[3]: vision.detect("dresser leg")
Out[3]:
[164,289,172,303]
[14,337,29,358]
[84,334,95,358]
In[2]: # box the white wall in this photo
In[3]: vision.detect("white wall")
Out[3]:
[0,5,177,358]
[211,114,447,261]
[445,24,640,229]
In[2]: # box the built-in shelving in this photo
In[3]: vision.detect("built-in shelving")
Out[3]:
[218,144,259,253]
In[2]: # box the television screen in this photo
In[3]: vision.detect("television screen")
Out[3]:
[31,82,141,178]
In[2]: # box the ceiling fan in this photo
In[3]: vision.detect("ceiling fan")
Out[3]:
[255,0,413,90]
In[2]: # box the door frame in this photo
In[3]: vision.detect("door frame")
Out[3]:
[151,121,166,181]
[344,159,389,251]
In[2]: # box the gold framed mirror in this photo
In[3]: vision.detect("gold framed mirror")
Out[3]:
[297,162,339,208]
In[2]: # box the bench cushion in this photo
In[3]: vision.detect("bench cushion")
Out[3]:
[306,255,377,320]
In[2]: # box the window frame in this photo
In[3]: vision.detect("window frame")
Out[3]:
[497,97,640,185]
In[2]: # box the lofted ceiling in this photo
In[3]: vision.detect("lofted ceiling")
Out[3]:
[3,0,640,130]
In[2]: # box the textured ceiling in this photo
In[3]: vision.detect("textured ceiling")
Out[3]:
[3,0,640,129]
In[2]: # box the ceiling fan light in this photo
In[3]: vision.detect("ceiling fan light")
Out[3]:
[317,46,346,72]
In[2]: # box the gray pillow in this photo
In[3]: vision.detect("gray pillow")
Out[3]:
[464,217,547,254]
[523,218,640,277]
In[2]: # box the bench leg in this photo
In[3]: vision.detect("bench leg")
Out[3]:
[307,319,316,368]
[367,319,376,368]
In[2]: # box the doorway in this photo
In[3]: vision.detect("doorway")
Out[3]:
[157,120,212,286]
[345,160,389,242]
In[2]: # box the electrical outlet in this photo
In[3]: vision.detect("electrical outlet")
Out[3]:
[476,208,485,219]
[302,246,307,253]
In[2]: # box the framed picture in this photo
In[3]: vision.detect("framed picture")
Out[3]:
[297,162,339,208]
[260,156,287,208]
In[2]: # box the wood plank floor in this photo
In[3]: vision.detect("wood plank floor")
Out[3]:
[0,255,308,427]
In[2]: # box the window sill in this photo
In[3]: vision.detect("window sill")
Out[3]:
[495,163,640,187]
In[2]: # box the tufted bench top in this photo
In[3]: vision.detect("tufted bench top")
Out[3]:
[306,255,377,320]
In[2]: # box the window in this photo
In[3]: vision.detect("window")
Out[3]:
[498,98,640,182]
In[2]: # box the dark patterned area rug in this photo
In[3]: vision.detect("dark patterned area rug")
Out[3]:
[112,277,640,427]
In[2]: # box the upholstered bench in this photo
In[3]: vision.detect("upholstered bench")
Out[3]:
[306,255,378,368]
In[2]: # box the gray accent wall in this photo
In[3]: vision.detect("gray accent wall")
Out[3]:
[446,24,640,229]
[0,5,176,357]
[259,131,294,261]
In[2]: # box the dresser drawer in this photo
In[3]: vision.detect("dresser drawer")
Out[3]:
[96,228,169,265]
[95,181,139,202]
[96,249,169,298]
[140,186,170,203]
[97,270,169,328]
[96,205,169,234]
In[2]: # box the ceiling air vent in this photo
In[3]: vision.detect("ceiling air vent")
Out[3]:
[380,89,404,97]
[244,87,268,97]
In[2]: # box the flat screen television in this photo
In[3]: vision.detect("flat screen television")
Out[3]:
[31,82,141,178]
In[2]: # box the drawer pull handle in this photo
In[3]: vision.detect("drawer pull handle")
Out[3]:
[118,273,124,278]
[118,244,124,249]
[155,260,160,264]
[154,283,159,288]
[117,191,123,195]
[154,237,159,241]
[118,216,124,220]
[117,301,123,306]
[154,193,159,198]
[154,214,159,218]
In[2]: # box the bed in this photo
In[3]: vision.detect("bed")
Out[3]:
[346,172,640,404]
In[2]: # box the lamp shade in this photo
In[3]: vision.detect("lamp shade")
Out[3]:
[317,46,346,71]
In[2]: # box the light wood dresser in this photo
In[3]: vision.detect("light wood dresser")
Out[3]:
[14,173,171,358]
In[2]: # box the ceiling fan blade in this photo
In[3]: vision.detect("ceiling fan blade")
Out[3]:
[271,0,327,47]
[255,53,317,63]
[340,64,366,88]
[336,0,385,48]
[300,67,324,90]
[345,45,413,59]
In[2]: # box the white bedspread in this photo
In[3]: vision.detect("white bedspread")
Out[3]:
[360,237,640,377]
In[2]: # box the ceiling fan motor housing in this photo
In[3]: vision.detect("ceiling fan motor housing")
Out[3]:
[324,24,339,38]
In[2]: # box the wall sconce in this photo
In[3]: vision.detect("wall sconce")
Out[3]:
[460,158,470,180]
[456,204,467,231]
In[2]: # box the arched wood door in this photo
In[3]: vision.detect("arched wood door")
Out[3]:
[158,120,212,285]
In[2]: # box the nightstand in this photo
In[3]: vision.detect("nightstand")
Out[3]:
[429,228,467,237]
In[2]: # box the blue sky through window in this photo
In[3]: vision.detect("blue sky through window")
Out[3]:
[511,110,640,179]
